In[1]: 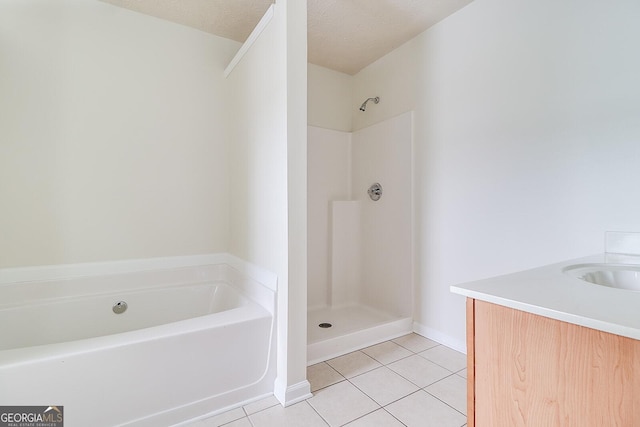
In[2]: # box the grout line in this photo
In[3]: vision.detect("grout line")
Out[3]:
[349,373,414,409]
[393,342,441,354]
[335,406,382,427]
[423,388,467,418]
[384,359,452,389]
[310,371,384,426]
[422,379,467,418]
[241,397,281,420]
[304,400,331,427]
[385,388,467,424]
[325,361,348,379]
[308,360,348,393]
[422,371,460,389]
[345,373,385,408]
[375,351,418,366]
[344,364,385,382]
[414,351,466,374]
[361,344,421,366]
[391,334,441,353]
[325,351,382,380]
[381,407,409,427]
[241,397,276,417]
[219,415,252,427]
[311,377,347,393]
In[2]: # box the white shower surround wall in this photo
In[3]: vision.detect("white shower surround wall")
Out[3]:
[351,112,413,316]
[307,113,413,363]
[0,254,277,427]
[308,112,413,315]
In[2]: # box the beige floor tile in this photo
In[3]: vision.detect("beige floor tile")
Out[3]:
[249,401,328,427]
[392,333,439,353]
[362,341,412,365]
[307,362,345,392]
[350,366,419,406]
[386,390,467,427]
[425,374,467,415]
[387,354,451,388]
[307,381,379,427]
[326,351,381,378]
[243,395,280,415]
[189,339,467,427]
[197,407,246,426]
[419,345,467,372]
[343,409,405,427]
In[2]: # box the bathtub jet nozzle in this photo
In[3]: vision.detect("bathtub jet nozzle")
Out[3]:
[359,96,380,112]
[113,301,128,314]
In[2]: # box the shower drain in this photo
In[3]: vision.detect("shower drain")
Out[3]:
[318,322,332,328]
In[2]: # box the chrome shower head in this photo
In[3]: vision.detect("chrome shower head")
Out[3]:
[359,96,380,112]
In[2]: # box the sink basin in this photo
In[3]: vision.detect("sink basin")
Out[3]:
[563,263,640,291]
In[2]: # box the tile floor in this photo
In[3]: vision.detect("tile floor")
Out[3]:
[188,333,467,427]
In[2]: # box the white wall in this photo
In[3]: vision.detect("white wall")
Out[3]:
[0,0,239,268]
[353,0,640,350]
[226,0,309,405]
[308,65,353,132]
[227,7,288,270]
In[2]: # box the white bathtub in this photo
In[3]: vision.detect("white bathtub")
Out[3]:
[0,256,277,427]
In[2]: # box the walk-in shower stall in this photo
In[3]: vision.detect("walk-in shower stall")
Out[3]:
[307,112,413,363]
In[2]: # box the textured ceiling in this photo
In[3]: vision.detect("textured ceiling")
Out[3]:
[307,0,473,74]
[100,0,473,75]
[100,0,273,42]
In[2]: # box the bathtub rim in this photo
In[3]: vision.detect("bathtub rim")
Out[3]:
[0,253,277,293]
[0,253,276,314]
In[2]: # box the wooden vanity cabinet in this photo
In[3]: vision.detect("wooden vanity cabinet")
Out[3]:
[466,298,640,427]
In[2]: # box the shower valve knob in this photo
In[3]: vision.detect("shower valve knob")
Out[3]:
[368,183,382,201]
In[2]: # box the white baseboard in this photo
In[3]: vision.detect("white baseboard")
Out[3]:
[412,322,466,354]
[274,379,312,407]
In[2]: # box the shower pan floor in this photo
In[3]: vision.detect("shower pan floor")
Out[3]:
[307,305,412,365]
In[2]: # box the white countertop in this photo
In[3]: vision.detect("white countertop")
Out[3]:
[450,254,640,341]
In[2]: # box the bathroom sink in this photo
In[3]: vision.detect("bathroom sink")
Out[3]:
[563,263,640,291]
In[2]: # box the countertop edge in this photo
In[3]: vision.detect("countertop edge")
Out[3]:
[450,256,640,341]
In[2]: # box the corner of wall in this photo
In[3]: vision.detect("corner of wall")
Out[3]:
[307,64,355,132]
[413,321,466,354]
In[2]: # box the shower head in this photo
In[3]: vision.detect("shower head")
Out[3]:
[359,96,380,112]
